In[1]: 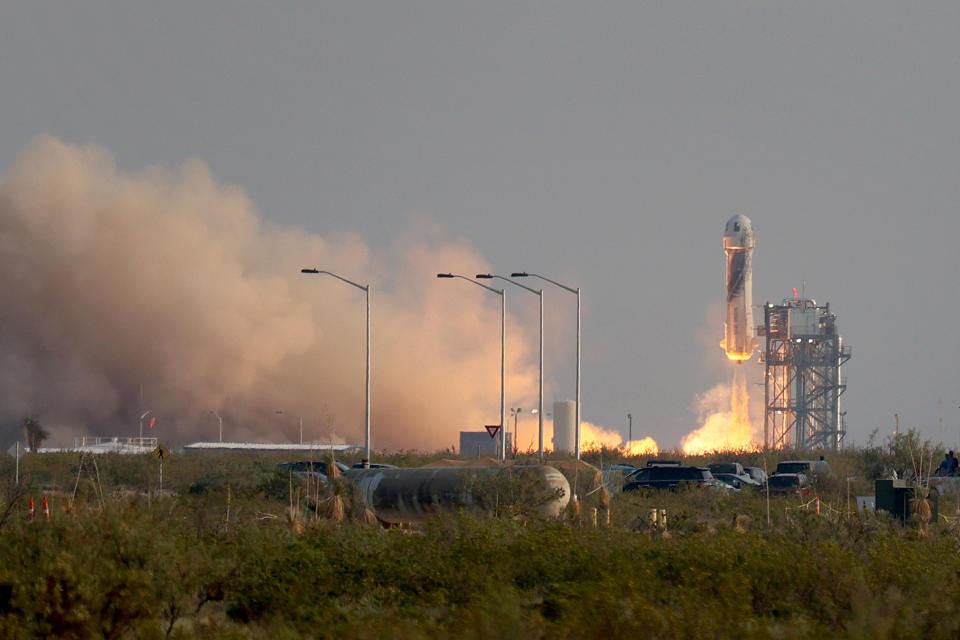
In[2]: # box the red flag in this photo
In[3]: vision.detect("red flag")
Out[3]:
[792,287,798,298]
[149,417,156,429]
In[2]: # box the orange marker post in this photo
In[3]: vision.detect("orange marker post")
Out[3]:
[27,496,35,522]
[42,496,50,521]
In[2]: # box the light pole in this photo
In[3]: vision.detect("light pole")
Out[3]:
[209,410,223,443]
[139,410,150,444]
[437,273,506,461]
[510,407,534,457]
[478,274,544,462]
[512,272,581,459]
[276,410,303,444]
[628,413,632,444]
[302,268,371,467]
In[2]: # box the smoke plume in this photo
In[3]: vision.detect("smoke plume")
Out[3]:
[507,415,658,456]
[0,136,550,450]
[681,366,761,454]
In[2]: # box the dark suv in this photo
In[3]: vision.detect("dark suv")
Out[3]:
[623,465,727,491]
[767,473,811,498]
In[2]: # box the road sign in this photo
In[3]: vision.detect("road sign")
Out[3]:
[154,445,169,460]
[485,425,501,439]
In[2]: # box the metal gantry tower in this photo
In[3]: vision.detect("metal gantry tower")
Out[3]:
[760,298,851,450]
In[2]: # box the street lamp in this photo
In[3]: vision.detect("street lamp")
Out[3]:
[139,410,150,444]
[301,268,371,467]
[276,410,303,444]
[437,273,506,461]
[512,272,581,459]
[510,407,537,457]
[209,410,223,443]
[477,274,544,462]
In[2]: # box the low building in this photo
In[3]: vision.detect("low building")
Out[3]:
[183,441,361,454]
[459,431,512,458]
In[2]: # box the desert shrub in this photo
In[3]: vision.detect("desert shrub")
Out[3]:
[4,449,960,637]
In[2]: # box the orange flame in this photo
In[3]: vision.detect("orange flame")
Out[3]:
[567,421,659,455]
[682,367,758,454]
[623,437,660,456]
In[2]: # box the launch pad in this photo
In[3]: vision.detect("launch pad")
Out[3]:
[759,298,851,450]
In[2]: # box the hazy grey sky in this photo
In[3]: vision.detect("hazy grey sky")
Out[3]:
[2,2,959,449]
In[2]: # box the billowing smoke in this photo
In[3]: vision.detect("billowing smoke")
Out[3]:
[681,367,761,454]
[580,421,658,455]
[0,136,545,450]
[508,415,659,456]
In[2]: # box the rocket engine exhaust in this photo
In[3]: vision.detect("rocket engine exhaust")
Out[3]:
[722,215,756,362]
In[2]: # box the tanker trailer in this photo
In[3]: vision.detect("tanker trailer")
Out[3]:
[344,465,570,524]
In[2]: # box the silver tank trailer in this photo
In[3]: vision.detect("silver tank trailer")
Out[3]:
[344,465,570,524]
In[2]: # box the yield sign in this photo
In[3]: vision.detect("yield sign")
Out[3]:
[485,425,501,439]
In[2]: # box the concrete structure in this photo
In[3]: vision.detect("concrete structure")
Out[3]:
[183,441,361,453]
[552,400,576,453]
[459,431,513,458]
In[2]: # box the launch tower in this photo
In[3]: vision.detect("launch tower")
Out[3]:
[759,298,851,450]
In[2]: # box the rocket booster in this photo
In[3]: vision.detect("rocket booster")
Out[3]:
[722,215,756,362]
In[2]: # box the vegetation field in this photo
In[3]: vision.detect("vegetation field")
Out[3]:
[0,431,958,639]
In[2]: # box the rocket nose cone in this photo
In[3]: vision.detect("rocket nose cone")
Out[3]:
[723,215,754,249]
[724,215,752,235]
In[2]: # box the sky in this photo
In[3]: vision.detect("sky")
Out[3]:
[1,2,958,450]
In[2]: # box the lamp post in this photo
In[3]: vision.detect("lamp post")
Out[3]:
[301,268,371,467]
[510,407,534,457]
[477,274,544,462]
[139,410,150,444]
[275,410,303,444]
[209,410,223,443]
[437,273,506,461]
[512,272,581,460]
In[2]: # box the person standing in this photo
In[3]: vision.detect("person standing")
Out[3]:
[937,452,953,476]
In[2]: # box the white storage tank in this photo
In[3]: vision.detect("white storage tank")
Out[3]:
[552,400,576,453]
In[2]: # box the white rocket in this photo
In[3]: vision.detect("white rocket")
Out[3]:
[722,215,756,362]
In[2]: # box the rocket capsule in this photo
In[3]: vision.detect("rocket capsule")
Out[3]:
[723,215,756,362]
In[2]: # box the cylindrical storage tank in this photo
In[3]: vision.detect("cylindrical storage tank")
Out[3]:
[552,400,576,453]
[344,465,571,524]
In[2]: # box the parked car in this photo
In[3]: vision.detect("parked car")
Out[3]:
[645,459,683,467]
[767,473,811,498]
[601,464,638,472]
[278,460,350,480]
[624,465,732,492]
[713,472,762,490]
[744,466,768,484]
[773,460,817,476]
[708,462,746,477]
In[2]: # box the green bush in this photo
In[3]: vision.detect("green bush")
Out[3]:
[0,446,958,637]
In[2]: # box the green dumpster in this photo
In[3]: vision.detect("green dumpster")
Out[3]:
[875,479,938,523]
